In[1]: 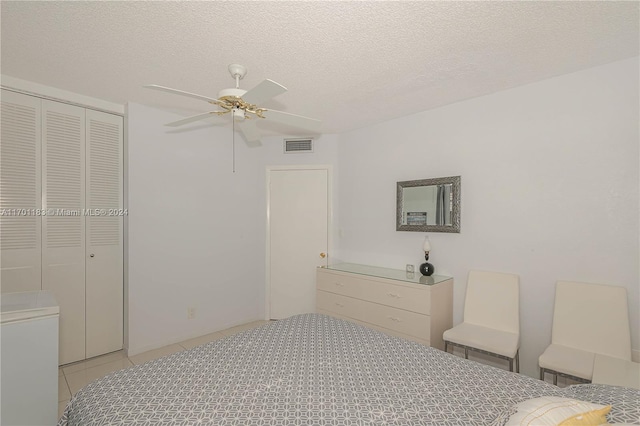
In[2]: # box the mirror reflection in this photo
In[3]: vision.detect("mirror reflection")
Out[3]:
[396,176,461,233]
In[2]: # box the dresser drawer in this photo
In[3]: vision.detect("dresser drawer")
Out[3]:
[361,281,430,314]
[317,309,429,346]
[363,302,430,341]
[318,270,430,314]
[317,271,363,298]
[316,290,366,320]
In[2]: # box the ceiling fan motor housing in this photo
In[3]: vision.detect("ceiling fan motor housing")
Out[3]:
[218,88,247,99]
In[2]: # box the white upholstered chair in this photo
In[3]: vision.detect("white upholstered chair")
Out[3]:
[443,270,520,372]
[538,281,632,385]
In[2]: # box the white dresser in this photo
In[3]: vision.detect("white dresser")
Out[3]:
[316,263,453,349]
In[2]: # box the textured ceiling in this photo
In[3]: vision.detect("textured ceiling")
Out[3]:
[1,1,638,134]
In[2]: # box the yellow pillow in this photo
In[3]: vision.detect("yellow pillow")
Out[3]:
[504,396,611,426]
[558,405,610,425]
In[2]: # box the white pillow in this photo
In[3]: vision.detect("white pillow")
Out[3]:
[504,396,611,426]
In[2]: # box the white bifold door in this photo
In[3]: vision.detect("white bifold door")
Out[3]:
[1,90,123,365]
[84,110,124,359]
[0,91,42,293]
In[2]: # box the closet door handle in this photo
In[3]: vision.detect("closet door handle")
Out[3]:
[89,254,95,258]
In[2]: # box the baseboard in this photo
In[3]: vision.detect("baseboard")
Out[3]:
[126,317,262,357]
[632,349,640,363]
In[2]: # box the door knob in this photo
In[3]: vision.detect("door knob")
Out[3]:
[90,254,95,258]
[320,252,326,258]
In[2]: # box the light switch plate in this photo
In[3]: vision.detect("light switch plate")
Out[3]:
[406,264,415,273]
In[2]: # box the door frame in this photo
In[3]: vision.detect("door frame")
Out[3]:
[265,164,333,320]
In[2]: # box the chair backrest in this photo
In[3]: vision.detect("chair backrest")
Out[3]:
[552,281,631,360]
[463,270,520,334]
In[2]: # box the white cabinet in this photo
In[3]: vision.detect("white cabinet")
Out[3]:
[0,90,123,364]
[1,291,59,426]
[316,263,453,349]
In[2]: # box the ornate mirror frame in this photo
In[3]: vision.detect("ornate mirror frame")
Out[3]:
[396,175,461,233]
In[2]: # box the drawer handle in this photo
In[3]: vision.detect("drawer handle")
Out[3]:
[387,316,402,322]
[334,282,344,287]
[387,292,401,298]
[335,302,345,308]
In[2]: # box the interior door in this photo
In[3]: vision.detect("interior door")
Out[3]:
[41,100,86,365]
[85,109,123,358]
[268,167,329,319]
[0,90,42,293]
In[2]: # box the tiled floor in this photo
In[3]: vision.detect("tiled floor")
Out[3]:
[57,320,270,420]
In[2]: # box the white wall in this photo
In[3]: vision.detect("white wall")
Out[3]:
[334,57,639,378]
[126,102,339,354]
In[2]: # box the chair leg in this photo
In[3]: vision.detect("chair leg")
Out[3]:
[540,368,545,381]
[553,373,558,386]
[515,351,519,373]
[509,358,513,372]
[444,341,448,353]
[464,347,468,359]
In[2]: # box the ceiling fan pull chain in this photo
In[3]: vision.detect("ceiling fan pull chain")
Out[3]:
[232,113,236,173]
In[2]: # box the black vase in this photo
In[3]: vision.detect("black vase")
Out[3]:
[419,262,434,276]
[420,252,434,276]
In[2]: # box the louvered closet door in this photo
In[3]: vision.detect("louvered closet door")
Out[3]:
[85,110,123,358]
[42,100,86,365]
[0,90,42,293]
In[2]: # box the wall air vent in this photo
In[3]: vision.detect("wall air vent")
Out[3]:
[284,138,313,154]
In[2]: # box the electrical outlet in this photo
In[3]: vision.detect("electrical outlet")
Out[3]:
[406,264,415,273]
[187,307,196,319]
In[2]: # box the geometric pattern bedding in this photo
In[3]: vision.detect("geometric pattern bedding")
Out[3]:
[59,314,640,425]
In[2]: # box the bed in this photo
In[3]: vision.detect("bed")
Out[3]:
[59,314,639,425]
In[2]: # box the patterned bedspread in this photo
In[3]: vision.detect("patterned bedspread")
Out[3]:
[59,314,639,425]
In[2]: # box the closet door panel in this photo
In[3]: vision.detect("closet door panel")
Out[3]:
[0,90,42,293]
[85,110,123,358]
[41,100,86,365]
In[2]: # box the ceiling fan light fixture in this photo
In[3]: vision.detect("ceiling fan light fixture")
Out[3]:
[232,108,245,121]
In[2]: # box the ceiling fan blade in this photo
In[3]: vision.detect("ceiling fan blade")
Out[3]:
[165,112,222,127]
[144,84,219,103]
[237,120,262,146]
[262,109,321,133]
[242,79,287,105]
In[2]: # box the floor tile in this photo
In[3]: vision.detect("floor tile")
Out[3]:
[58,400,69,420]
[128,344,184,366]
[62,350,127,375]
[221,320,270,336]
[58,375,71,401]
[65,358,133,395]
[179,331,226,350]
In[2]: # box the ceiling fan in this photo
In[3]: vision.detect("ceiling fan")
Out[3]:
[144,64,321,147]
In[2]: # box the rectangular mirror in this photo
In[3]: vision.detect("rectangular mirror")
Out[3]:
[396,176,461,233]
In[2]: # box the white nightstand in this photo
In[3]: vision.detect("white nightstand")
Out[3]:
[592,354,640,389]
